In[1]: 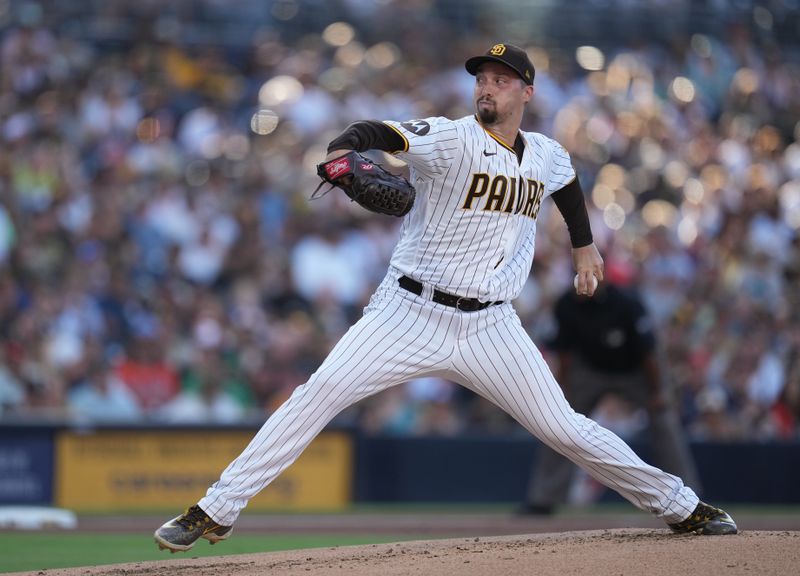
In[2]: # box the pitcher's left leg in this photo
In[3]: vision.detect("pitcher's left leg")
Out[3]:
[453,305,697,523]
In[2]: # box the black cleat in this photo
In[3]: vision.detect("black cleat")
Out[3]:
[154,505,233,552]
[668,501,738,535]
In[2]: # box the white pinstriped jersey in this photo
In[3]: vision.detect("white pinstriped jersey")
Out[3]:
[384,115,575,302]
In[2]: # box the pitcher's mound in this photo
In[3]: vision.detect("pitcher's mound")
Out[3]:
[12,529,800,576]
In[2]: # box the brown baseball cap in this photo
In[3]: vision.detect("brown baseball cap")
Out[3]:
[465,43,535,85]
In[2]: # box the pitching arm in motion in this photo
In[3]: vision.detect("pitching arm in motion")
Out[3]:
[550,178,603,295]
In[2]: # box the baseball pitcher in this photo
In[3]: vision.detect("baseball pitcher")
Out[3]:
[155,43,736,552]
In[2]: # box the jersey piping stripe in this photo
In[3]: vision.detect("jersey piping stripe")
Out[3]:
[473,115,517,153]
[382,121,409,152]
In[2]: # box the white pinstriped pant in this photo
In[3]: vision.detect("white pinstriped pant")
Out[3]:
[199,271,698,526]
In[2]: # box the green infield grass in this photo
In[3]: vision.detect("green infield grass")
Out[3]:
[0,533,418,574]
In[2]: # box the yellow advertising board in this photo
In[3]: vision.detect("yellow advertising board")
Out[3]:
[55,429,352,511]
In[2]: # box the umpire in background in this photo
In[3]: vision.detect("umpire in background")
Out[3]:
[520,265,701,515]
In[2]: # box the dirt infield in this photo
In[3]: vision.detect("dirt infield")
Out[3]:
[8,529,800,576]
[6,511,800,575]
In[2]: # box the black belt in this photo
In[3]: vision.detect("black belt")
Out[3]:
[398,275,502,312]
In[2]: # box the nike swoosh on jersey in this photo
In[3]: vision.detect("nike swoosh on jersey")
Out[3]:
[483,150,496,156]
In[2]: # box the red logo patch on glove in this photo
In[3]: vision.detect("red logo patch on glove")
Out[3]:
[325,156,352,179]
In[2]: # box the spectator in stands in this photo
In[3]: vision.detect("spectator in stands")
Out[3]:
[67,359,143,422]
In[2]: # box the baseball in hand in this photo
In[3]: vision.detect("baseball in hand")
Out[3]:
[574,274,598,293]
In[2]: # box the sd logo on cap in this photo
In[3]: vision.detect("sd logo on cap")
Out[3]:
[465,42,535,85]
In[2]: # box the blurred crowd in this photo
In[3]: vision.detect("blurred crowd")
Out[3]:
[0,1,798,441]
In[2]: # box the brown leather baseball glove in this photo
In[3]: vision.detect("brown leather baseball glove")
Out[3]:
[315,151,415,217]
